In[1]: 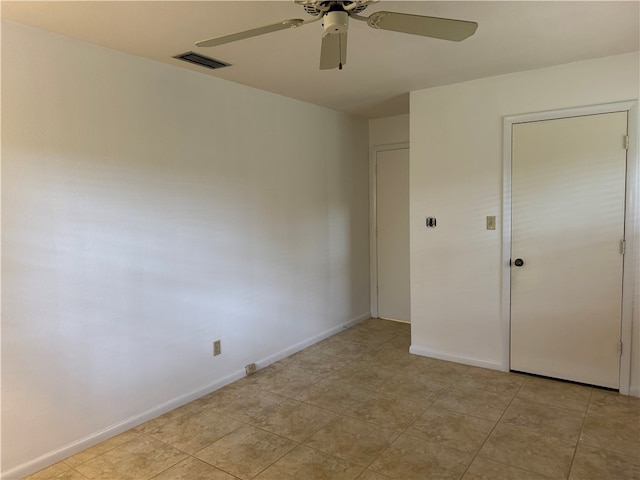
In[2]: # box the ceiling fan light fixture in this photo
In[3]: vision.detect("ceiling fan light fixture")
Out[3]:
[323,10,349,36]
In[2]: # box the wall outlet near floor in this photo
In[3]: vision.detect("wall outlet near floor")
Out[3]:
[486,215,496,230]
[213,340,221,356]
[245,363,257,375]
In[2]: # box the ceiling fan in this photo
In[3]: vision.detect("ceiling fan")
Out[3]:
[195,0,478,70]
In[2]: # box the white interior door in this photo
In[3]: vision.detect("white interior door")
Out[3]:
[376,148,410,322]
[510,112,627,389]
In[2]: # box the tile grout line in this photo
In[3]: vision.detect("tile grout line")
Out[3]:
[456,377,525,479]
[566,389,593,479]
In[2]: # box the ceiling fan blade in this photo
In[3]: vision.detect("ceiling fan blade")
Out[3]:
[196,19,305,47]
[320,32,348,70]
[366,11,477,41]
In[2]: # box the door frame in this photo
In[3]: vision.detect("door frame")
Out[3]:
[369,142,410,319]
[501,101,638,394]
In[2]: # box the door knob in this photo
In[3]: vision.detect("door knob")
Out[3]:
[514,258,524,267]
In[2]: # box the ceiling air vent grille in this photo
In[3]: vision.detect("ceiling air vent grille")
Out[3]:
[174,51,231,70]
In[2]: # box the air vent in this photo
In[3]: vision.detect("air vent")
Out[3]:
[174,51,231,70]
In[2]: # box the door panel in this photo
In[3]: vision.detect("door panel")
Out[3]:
[377,148,410,322]
[510,112,627,389]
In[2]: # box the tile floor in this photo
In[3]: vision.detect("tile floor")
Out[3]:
[25,318,640,480]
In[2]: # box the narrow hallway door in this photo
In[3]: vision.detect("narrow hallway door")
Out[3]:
[376,147,410,322]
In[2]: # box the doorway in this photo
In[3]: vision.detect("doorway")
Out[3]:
[370,144,410,322]
[502,102,638,393]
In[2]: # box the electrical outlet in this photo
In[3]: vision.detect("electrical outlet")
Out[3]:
[486,215,496,230]
[213,340,221,356]
[245,363,257,375]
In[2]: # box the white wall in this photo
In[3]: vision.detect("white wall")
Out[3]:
[1,21,370,476]
[410,52,640,392]
[369,114,409,147]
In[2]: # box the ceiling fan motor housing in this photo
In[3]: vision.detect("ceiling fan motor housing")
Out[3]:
[296,0,372,16]
[323,10,349,35]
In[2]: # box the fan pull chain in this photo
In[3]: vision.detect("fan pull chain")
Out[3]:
[339,34,343,70]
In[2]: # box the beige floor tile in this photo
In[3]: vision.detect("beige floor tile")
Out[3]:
[327,360,397,390]
[198,382,268,412]
[309,337,370,363]
[250,364,323,399]
[24,462,69,480]
[432,386,513,421]
[246,398,339,442]
[462,457,555,480]
[580,412,640,458]
[386,329,411,345]
[569,443,640,480]
[406,405,496,453]
[152,457,238,480]
[458,367,526,396]
[588,389,640,418]
[366,343,403,358]
[202,384,286,424]
[500,398,585,444]
[303,415,399,466]
[376,372,448,407]
[355,470,392,480]
[400,358,469,385]
[368,433,473,480]
[356,318,408,334]
[421,357,470,375]
[478,424,576,479]
[410,354,469,376]
[24,463,88,480]
[386,344,450,371]
[397,359,458,383]
[516,377,592,412]
[195,424,296,479]
[357,347,417,371]
[196,379,257,408]
[343,390,426,430]
[63,430,143,468]
[254,445,364,480]
[277,348,349,376]
[146,408,244,454]
[296,377,371,413]
[135,397,209,434]
[337,327,397,348]
[74,435,187,480]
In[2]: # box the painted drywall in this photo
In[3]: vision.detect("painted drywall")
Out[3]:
[369,114,409,147]
[1,21,370,476]
[410,52,640,392]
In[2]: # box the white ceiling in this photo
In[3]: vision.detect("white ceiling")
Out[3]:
[2,1,639,118]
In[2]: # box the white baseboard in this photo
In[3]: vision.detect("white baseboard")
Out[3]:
[1,312,370,480]
[409,344,504,372]
[629,385,640,398]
